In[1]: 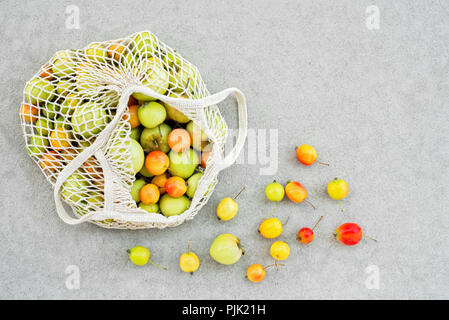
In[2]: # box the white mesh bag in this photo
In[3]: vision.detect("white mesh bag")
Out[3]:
[20,31,247,229]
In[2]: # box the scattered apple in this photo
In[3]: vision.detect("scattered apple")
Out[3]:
[270,241,290,261]
[179,241,200,274]
[297,216,324,244]
[259,218,283,239]
[265,181,285,202]
[209,233,243,265]
[335,223,362,246]
[327,178,349,211]
[296,144,329,166]
[285,181,316,209]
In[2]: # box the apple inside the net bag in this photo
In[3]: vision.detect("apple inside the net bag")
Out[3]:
[20,31,247,229]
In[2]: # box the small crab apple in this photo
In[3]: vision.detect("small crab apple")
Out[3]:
[246,264,266,283]
[270,241,290,261]
[179,241,200,274]
[216,187,245,221]
[259,217,284,239]
[168,128,191,152]
[327,178,349,211]
[295,144,329,166]
[297,216,324,244]
[165,176,187,197]
[265,181,285,202]
[127,246,166,269]
[335,223,363,246]
[285,181,316,209]
[246,263,284,283]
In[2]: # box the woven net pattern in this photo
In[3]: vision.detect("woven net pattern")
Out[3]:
[20,31,230,229]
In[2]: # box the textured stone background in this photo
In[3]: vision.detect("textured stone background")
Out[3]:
[1,0,448,299]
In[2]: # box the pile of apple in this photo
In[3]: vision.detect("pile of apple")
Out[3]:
[20,31,211,216]
[126,94,210,216]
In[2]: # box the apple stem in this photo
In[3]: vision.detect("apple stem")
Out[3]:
[187,240,191,252]
[312,216,324,231]
[267,202,277,218]
[366,235,378,243]
[305,199,316,210]
[339,200,343,212]
[283,216,290,226]
[233,186,246,200]
[149,260,167,270]
[317,161,329,166]
[264,262,285,271]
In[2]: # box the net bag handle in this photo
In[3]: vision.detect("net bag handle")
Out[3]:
[53,85,247,225]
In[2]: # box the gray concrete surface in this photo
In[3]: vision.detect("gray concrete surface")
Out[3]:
[1,0,448,300]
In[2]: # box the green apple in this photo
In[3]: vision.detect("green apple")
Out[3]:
[130,138,145,174]
[56,79,76,96]
[138,202,159,214]
[71,102,107,138]
[60,93,81,115]
[51,51,76,78]
[132,59,169,101]
[169,62,199,93]
[131,179,146,202]
[159,194,190,217]
[139,165,154,178]
[138,101,166,128]
[186,173,203,198]
[140,123,171,153]
[85,42,108,63]
[35,118,53,136]
[107,139,132,172]
[122,51,137,68]
[186,121,209,151]
[163,93,190,123]
[24,78,55,105]
[163,51,181,68]
[42,102,58,120]
[62,172,89,203]
[130,126,142,141]
[55,116,71,130]
[132,31,158,57]
[27,136,49,156]
[209,234,243,265]
[168,148,199,179]
[87,193,104,209]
